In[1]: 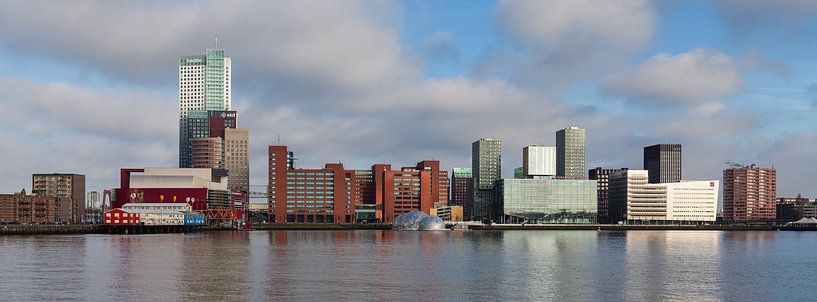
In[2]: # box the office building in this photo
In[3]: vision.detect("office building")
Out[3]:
[472,138,501,220]
[556,127,586,179]
[589,167,627,224]
[644,144,682,183]
[609,170,652,223]
[776,196,815,223]
[267,146,447,224]
[723,165,776,223]
[224,128,250,192]
[179,48,232,168]
[494,178,598,224]
[609,170,718,223]
[450,168,472,211]
[32,173,85,224]
[663,181,719,222]
[190,137,224,168]
[430,205,464,222]
[523,145,556,177]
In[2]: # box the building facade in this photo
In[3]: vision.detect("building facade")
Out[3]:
[450,168,472,211]
[723,165,777,223]
[267,146,448,224]
[643,144,682,183]
[609,170,649,223]
[610,170,718,223]
[179,48,232,168]
[556,127,586,179]
[589,167,627,224]
[472,138,501,220]
[776,196,814,223]
[224,128,249,192]
[114,168,229,211]
[190,137,224,168]
[32,173,85,224]
[664,181,719,222]
[494,178,598,224]
[523,145,556,177]
[0,190,67,224]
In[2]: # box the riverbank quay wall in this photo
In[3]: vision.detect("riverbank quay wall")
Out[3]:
[4,223,817,234]
[252,223,392,230]
[0,224,208,235]
[470,224,817,231]
[0,224,105,235]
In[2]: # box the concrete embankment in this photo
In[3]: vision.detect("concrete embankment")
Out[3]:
[470,224,817,231]
[252,223,392,230]
[0,224,105,235]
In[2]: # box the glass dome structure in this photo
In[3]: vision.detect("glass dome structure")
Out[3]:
[393,211,447,231]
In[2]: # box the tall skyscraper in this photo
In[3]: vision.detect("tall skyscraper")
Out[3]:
[643,144,682,183]
[723,165,777,223]
[471,138,501,220]
[225,128,250,192]
[522,145,556,177]
[589,167,627,224]
[179,48,232,168]
[556,127,586,179]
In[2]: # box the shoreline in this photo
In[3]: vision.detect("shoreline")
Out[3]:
[2,223,816,235]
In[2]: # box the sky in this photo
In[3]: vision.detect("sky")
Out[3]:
[0,0,815,198]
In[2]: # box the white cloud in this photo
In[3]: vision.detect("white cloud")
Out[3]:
[717,0,817,33]
[499,0,653,53]
[0,78,177,193]
[495,0,654,90]
[601,49,743,104]
[0,0,410,96]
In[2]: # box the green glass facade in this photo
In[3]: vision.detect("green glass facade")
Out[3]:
[205,49,226,111]
[495,178,598,224]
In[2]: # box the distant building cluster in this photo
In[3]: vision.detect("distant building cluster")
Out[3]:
[8,46,812,227]
[0,174,84,224]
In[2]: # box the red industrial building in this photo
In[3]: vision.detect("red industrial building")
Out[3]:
[723,165,777,223]
[267,146,448,224]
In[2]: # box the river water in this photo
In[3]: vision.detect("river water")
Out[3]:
[0,230,815,301]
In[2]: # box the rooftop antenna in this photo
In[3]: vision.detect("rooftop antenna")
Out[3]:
[277,133,281,145]
[214,35,219,49]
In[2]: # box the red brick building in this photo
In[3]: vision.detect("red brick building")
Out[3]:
[267,146,448,224]
[723,165,777,223]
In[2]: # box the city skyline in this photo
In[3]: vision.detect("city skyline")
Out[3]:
[0,1,815,197]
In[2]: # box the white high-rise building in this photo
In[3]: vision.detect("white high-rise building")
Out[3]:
[179,49,231,117]
[179,48,232,168]
[522,145,556,177]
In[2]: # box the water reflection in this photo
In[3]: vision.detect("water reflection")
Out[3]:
[1,230,816,301]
